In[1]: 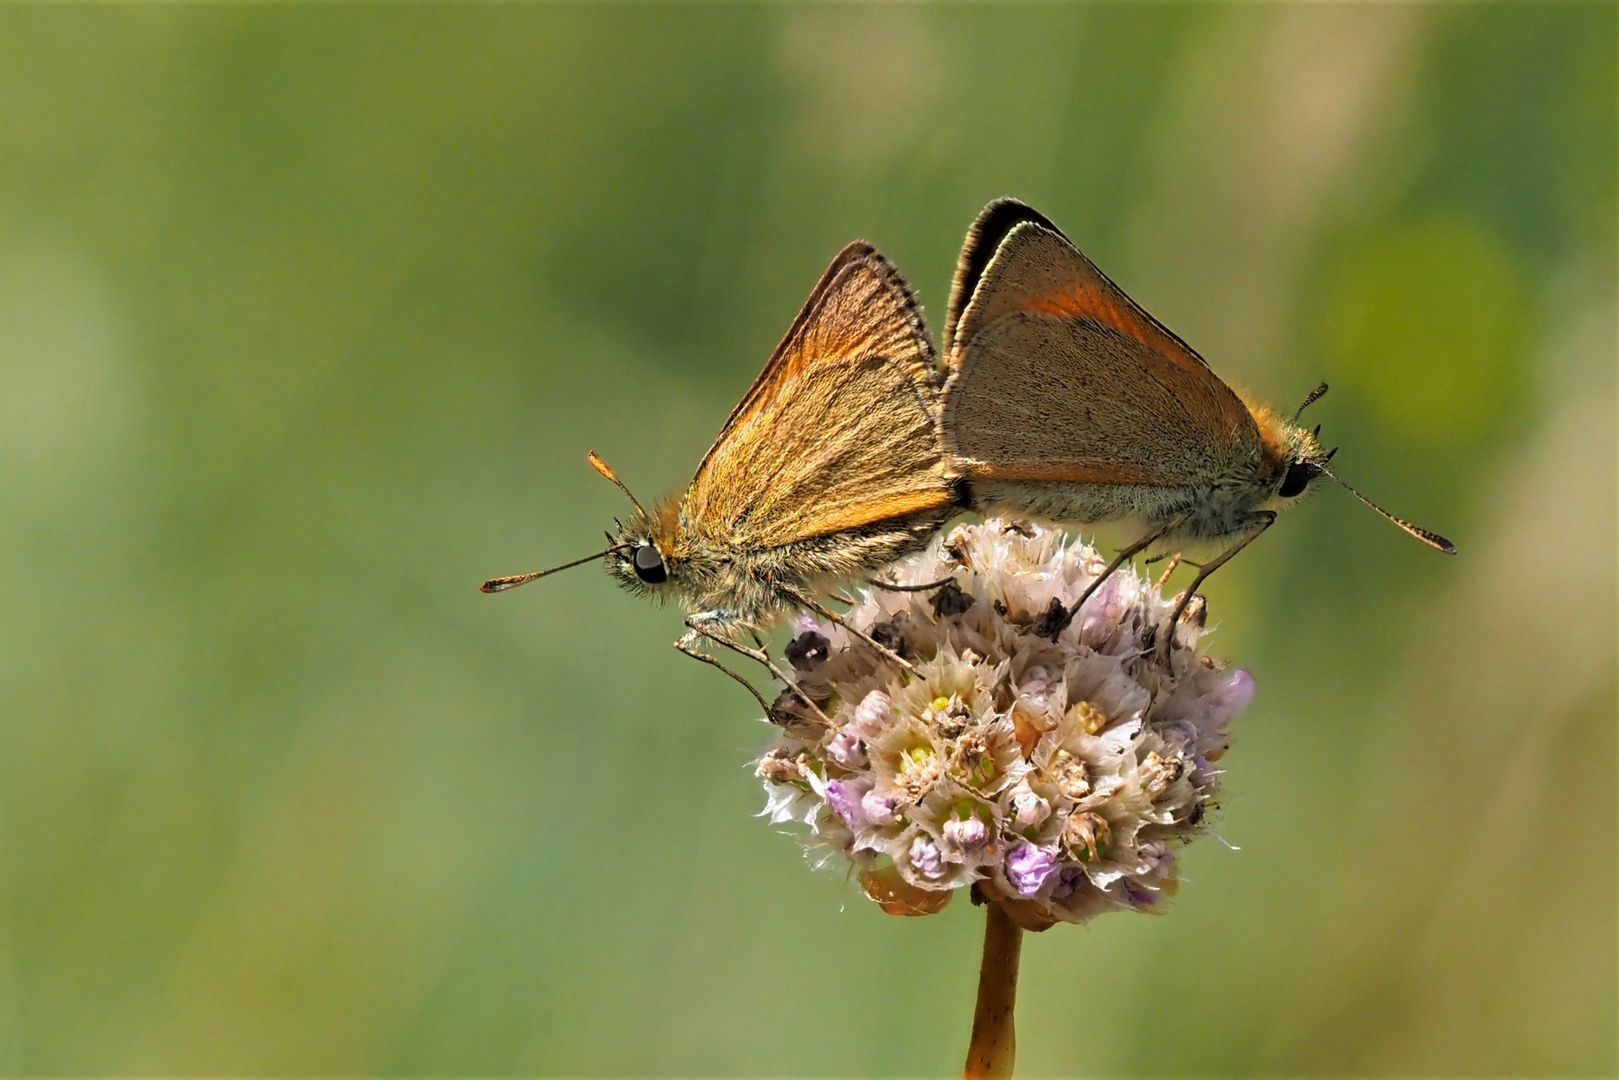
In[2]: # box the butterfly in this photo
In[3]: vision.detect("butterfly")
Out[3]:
[939,199,1454,647]
[484,242,966,713]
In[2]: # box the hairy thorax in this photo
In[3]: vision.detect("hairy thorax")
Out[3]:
[675,509,955,628]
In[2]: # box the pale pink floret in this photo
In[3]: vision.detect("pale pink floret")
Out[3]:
[753,519,1254,925]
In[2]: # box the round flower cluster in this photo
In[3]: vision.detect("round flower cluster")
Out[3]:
[755,519,1253,929]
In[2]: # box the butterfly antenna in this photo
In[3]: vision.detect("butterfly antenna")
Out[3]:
[481,545,626,593]
[1322,468,1456,554]
[1293,382,1329,423]
[588,450,649,518]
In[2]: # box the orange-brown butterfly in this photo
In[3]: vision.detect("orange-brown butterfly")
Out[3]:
[482,242,965,711]
[940,199,1455,645]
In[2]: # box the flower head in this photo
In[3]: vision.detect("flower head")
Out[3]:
[753,519,1252,927]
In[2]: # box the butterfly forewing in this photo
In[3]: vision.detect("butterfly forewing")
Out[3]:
[943,218,1259,487]
[684,244,954,550]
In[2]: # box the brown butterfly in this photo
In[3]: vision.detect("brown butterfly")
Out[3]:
[483,242,965,711]
[940,199,1454,646]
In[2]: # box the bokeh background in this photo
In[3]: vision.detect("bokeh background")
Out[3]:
[0,3,1612,1075]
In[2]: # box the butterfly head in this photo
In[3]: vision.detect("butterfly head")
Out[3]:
[478,451,691,600]
[1273,425,1333,503]
[1246,385,1331,507]
[603,499,684,600]
[1251,383,1455,554]
[586,447,686,601]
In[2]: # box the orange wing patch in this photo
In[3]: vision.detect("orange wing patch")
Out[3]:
[785,487,957,539]
[968,461,1179,486]
[1020,285,1209,382]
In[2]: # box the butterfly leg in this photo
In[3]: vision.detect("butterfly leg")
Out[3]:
[783,587,916,674]
[1158,512,1276,658]
[673,632,774,715]
[682,612,832,726]
[1035,517,1185,641]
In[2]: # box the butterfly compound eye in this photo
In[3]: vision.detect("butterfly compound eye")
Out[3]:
[1278,461,1318,499]
[632,543,668,584]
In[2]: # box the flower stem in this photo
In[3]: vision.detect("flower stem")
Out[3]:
[964,901,1023,1079]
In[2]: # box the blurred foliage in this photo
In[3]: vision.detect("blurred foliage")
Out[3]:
[0,4,1611,1075]
[1319,218,1529,443]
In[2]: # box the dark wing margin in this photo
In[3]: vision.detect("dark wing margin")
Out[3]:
[945,198,1064,357]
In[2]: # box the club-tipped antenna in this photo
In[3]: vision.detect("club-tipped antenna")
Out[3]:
[1293,381,1329,423]
[481,545,625,593]
[1323,468,1456,554]
[588,450,648,517]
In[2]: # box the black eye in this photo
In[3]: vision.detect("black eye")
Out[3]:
[1278,461,1318,499]
[632,543,667,584]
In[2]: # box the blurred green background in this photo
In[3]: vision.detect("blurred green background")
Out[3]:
[0,3,1612,1075]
